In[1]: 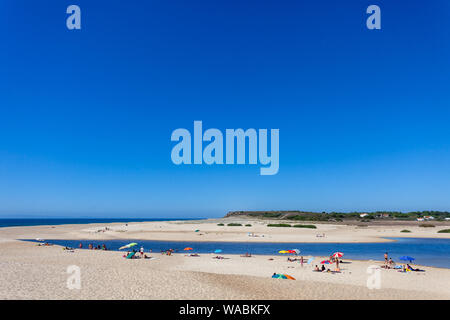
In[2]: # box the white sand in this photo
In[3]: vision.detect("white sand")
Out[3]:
[1,219,449,300]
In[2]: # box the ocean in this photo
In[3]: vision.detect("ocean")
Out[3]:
[0,218,203,228]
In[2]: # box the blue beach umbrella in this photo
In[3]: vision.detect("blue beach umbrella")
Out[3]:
[399,256,415,263]
[214,249,222,253]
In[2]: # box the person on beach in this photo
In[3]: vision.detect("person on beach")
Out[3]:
[79,243,82,249]
[384,252,388,264]
[140,246,144,257]
[300,256,304,267]
[388,258,394,268]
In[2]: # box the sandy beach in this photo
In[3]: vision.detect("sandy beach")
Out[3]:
[1,219,450,300]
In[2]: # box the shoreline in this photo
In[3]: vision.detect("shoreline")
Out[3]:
[1,218,450,244]
[27,240,450,271]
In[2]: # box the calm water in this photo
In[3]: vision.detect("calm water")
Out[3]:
[22,237,450,269]
[0,218,204,228]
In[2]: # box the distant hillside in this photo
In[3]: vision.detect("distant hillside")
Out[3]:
[224,210,450,222]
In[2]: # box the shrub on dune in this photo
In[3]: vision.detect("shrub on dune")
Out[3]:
[267,223,291,227]
[293,224,317,229]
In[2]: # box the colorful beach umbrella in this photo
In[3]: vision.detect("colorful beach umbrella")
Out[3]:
[332,252,344,258]
[272,273,295,280]
[272,274,287,279]
[321,260,331,264]
[184,247,193,251]
[279,250,289,254]
[292,249,300,255]
[119,242,138,250]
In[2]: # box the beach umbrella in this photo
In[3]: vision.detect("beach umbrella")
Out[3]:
[195,230,200,232]
[283,274,296,280]
[307,257,314,265]
[184,247,193,251]
[119,242,138,250]
[214,249,222,253]
[279,250,289,254]
[272,274,287,279]
[292,249,300,255]
[399,256,415,263]
[321,260,331,264]
[332,252,344,258]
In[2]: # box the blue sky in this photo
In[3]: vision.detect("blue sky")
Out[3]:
[1,1,450,218]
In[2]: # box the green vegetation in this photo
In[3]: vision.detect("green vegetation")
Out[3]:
[227,223,242,226]
[248,212,282,218]
[293,224,316,229]
[267,223,291,227]
[400,229,411,233]
[217,223,224,226]
[245,224,252,227]
[419,224,435,228]
[437,229,450,233]
[226,210,450,222]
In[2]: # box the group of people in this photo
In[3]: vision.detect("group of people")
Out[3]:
[80,243,108,250]
[124,246,152,259]
[383,252,425,272]
[314,264,328,272]
[382,252,396,269]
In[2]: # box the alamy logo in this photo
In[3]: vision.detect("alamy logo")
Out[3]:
[171,121,279,175]
[66,265,81,289]
[366,265,381,289]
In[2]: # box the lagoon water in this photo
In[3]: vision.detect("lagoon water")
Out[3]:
[23,237,450,269]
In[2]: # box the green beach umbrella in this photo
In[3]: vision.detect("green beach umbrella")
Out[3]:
[119,242,138,250]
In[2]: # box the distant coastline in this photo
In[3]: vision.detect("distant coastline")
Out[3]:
[0,218,205,228]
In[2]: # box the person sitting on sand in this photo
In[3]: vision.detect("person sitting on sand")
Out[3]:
[314,265,320,272]
[407,264,424,272]
[321,265,326,272]
[388,258,394,268]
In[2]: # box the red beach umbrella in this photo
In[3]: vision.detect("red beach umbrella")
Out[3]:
[332,252,344,258]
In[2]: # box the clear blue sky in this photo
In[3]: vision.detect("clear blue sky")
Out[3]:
[1,1,450,218]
